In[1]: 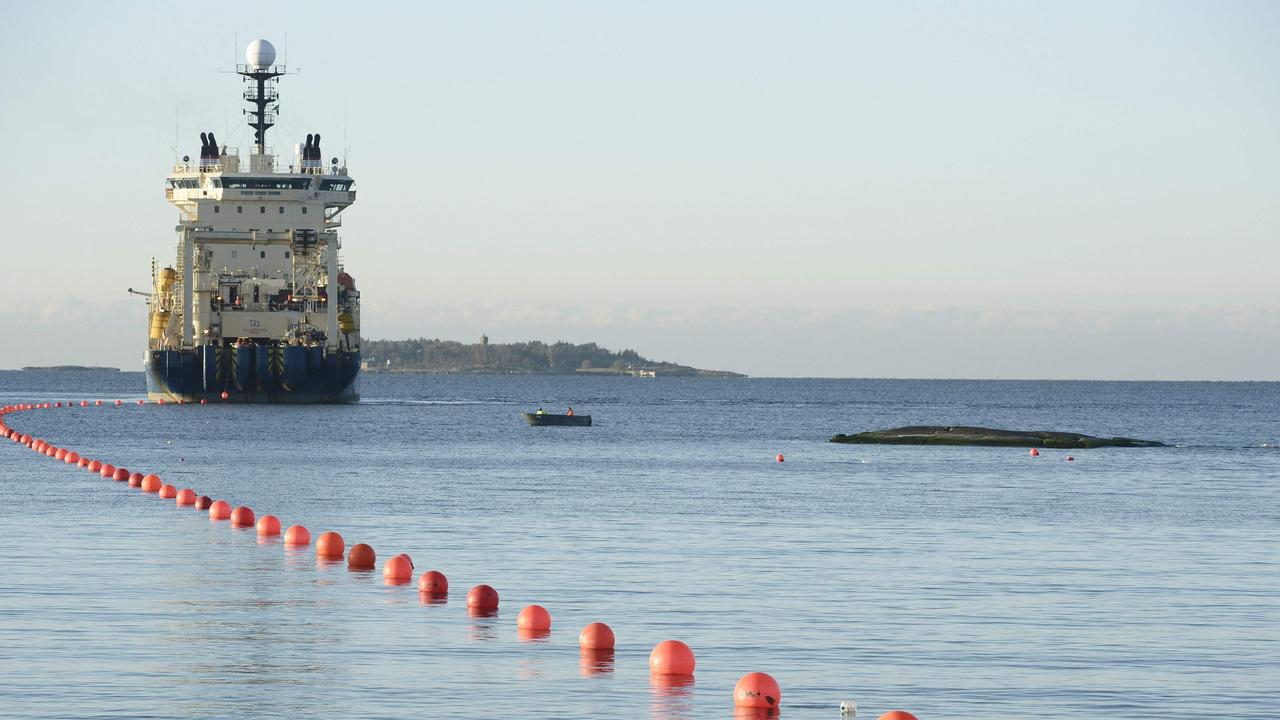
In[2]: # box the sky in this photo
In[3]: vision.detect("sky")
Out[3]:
[1,1,1277,378]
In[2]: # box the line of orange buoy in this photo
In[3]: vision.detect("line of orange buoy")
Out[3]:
[3,400,928,718]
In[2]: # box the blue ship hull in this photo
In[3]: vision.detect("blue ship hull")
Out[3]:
[145,346,360,403]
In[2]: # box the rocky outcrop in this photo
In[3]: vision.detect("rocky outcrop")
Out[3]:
[830,426,1165,448]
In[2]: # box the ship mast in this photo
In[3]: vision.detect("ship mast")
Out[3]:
[236,39,284,156]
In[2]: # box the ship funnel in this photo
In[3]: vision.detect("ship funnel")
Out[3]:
[301,133,323,170]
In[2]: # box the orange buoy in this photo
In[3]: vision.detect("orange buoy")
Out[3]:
[776,453,784,462]
[195,495,212,510]
[1030,447,1040,457]
[137,400,144,405]
[417,570,448,595]
[1066,455,1075,462]
[284,524,312,546]
[879,712,919,720]
[127,472,143,487]
[518,626,551,641]
[229,506,255,527]
[733,672,781,709]
[316,531,345,559]
[347,543,376,570]
[45,446,58,457]
[208,500,232,520]
[383,554,413,581]
[78,457,90,468]
[100,464,117,479]
[54,448,67,460]
[64,451,80,464]
[221,391,229,400]
[87,460,103,473]
[114,400,122,406]
[176,488,197,506]
[517,604,551,632]
[256,514,282,536]
[158,484,177,499]
[467,584,500,610]
[395,552,414,568]
[649,640,695,675]
[199,399,207,405]
[579,622,615,650]
[157,398,164,405]
[80,401,88,407]
[95,400,102,406]
[141,474,162,492]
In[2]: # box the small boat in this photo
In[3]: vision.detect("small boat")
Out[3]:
[523,412,592,426]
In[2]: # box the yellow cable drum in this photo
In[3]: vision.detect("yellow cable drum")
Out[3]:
[149,310,171,340]
[157,267,177,294]
[337,312,357,334]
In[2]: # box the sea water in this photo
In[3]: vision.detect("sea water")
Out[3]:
[1,371,1276,719]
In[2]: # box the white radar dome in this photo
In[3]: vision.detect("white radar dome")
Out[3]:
[245,39,277,69]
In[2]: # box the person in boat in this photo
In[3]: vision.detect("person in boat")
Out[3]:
[535,407,544,415]
[566,406,574,416]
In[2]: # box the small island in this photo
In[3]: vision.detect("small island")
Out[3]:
[22,365,121,372]
[361,337,743,377]
[830,426,1165,448]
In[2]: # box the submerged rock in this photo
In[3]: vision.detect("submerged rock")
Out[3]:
[830,426,1165,449]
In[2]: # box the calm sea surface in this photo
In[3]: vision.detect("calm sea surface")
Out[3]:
[1,371,1276,719]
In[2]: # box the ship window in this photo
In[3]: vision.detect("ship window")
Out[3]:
[279,206,285,214]
[319,179,352,191]
[219,177,313,190]
[284,251,290,258]
[260,206,266,214]
[237,206,243,214]
[260,251,266,259]
[301,207,307,214]
[231,250,238,258]
[214,206,220,213]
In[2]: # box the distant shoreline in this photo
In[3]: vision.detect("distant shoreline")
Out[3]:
[362,338,745,377]
[363,367,744,378]
[21,366,121,372]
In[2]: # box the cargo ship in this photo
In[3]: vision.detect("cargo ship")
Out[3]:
[144,39,360,403]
